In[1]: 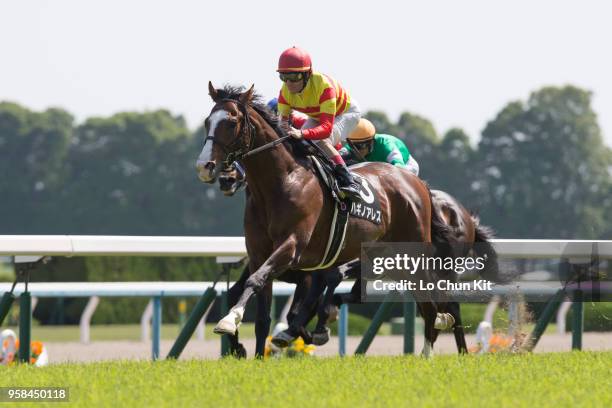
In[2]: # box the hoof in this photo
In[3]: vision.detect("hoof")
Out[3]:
[214,308,244,335]
[214,318,237,335]
[312,327,331,346]
[421,351,434,359]
[434,313,455,330]
[271,330,296,348]
[227,344,247,359]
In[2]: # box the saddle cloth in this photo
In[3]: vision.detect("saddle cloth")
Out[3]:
[303,157,382,271]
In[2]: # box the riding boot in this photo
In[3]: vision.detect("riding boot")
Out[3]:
[334,164,361,199]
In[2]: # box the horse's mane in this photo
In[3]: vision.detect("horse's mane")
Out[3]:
[217,85,305,157]
[217,85,284,135]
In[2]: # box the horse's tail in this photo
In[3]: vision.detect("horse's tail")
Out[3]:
[471,213,505,282]
[427,188,455,252]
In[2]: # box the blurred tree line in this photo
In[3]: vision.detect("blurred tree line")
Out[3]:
[1,84,611,324]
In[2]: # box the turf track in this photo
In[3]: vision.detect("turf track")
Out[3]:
[1,351,610,407]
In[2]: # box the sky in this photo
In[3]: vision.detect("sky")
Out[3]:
[1,0,611,147]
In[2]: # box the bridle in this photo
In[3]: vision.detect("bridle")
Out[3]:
[204,98,292,168]
[204,98,256,167]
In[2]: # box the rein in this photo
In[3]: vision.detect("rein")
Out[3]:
[241,135,292,159]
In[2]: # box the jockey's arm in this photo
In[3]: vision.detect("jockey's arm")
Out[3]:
[290,112,307,128]
[300,88,337,140]
[386,149,407,167]
[277,96,292,131]
[301,114,335,140]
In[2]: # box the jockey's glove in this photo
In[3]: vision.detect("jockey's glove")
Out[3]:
[288,127,303,139]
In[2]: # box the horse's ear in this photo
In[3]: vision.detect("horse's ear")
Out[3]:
[208,81,219,102]
[239,84,255,105]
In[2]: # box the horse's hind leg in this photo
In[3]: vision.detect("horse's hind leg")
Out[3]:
[447,301,468,354]
[418,302,439,358]
[311,269,343,346]
[333,275,362,307]
[272,270,327,348]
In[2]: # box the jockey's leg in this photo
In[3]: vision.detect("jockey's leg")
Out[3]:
[302,103,362,198]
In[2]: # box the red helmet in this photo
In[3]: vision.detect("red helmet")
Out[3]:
[277,47,312,72]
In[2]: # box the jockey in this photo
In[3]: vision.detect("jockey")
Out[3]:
[339,118,420,176]
[276,46,361,198]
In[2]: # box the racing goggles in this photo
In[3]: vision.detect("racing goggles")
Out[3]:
[351,139,374,150]
[279,72,305,83]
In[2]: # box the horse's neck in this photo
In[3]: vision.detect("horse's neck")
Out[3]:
[242,113,301,197]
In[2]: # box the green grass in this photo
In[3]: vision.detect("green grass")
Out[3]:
[1,352,610,407]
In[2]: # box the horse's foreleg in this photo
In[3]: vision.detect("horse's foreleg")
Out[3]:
[285,275,312,326]
[254,282,273,358]
[306,269,343,346]
[292,271,327,331]
[286,275,319,344]
[214,238,297,335]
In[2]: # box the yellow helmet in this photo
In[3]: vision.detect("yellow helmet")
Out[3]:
[348,119,376,142]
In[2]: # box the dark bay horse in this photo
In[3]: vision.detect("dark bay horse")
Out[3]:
[217,165,499,356]
[197,83,454,357]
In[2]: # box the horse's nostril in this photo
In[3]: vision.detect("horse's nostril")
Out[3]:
[204,162,216,171]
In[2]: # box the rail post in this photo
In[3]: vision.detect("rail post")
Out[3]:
[338,303,348,356]
[18,291,31,363]
[403,300,416,354]
[571,289,584,350]
[355,293,395,355]
[0,291,16,326]
[526,289,565,351]
[152,296,162,360]
[167,287,217,359]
